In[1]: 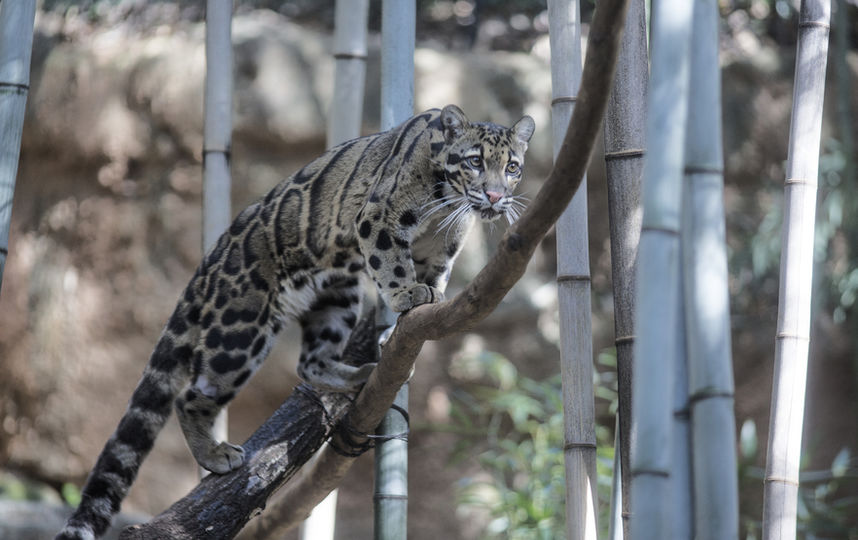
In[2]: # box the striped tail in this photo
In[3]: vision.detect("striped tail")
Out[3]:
[56,336,189,540]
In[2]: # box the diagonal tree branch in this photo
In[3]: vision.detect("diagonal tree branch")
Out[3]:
[122,0,629,537]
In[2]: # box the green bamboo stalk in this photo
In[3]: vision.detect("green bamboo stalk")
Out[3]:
[0,0,36,293]
[762,1,831,538]
[202,0,234,455]
[602,0,648,536]
[682,1,739,538]
[546,1,598,538]
[375,1,415,538]
[630,0,694,537]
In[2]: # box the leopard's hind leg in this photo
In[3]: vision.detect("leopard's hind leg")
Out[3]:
[297,275,376,392]
[173,290,278,473]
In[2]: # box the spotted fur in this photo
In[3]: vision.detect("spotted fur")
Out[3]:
[56,105,534,539]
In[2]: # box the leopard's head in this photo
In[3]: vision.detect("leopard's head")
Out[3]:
[435,104,535,225]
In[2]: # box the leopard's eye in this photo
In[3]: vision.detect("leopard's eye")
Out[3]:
[467,156,483,169]
[506,162,520,175]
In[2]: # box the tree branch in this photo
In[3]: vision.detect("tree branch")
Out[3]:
[125,0,629,537]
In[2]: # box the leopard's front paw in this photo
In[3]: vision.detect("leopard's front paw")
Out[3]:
[389,284,444,312]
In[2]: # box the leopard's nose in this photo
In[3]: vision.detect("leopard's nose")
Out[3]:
[486,191,503,204]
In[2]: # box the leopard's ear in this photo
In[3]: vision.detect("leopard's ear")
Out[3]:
[512,115,535,144]
[441,104,469,142]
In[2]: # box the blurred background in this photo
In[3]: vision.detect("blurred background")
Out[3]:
[1,1,857,538]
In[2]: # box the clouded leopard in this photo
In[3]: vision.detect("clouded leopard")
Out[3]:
[57,105,534,539]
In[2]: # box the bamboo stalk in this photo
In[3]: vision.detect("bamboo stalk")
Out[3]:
[601,0,648,536]
[608,417,623,540]
[670,286,692,540]
[299,489,338,540]
[203,0,233,252]
[546,1,598,538]
[682,1,739,538]
[328,0,369,147]
[202,0,234,454]
[629,0,694,538]
[304,2,368,536]
[375,1,415,538]
[762,1,831,538]
[299,2,371,537]
[0,0,36,293]
[380,0,415,131]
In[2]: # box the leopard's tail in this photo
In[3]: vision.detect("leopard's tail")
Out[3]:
[56,334,191,540]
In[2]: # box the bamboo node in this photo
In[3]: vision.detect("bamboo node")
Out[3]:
[688,389,734,404]
[784,177,817,187]
[684,165,723,175]
[614,335,635,345]
[563,441,597,451]
[551,96,578,106]
[775,332,810,342]
[557,274,592,283]
[373,494,409,501]
[604,148,645,161]
[640,225,680,236]
[202,148,232,158]
[798,21,831,31]
[764,476,800,487]
[0,81,29,94]
[333,52,368,60]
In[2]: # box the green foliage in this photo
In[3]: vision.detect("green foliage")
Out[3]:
[439,350,617,539]
[61,482,82,507]
[815,138,858,325]
[734,136,858,327]
[738,419,858,539]
[0,470,63,504]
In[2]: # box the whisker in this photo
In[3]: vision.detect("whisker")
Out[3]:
[445,203,473,243]
[505,206,521,225]
[421,192,457,207]
[421,195,465,220]
[437,202,470,235]
[440,210,461,242]
[420,195,456,212]
[438,202,470,231]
